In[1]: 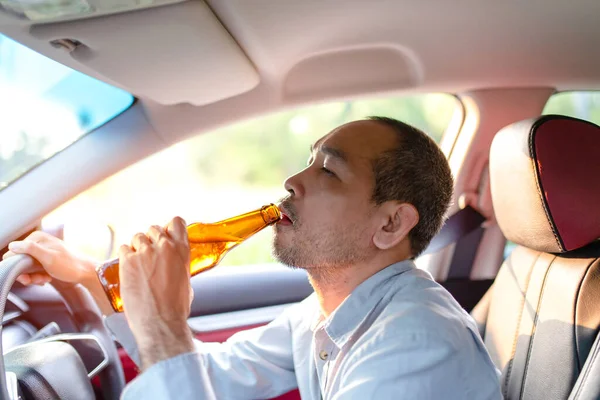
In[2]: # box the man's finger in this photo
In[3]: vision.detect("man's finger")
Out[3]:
[8,240,52,266]
[16,274,32,285]
[2,251,15,260]
[118,245,134,285]
[147,225,166,244]
[131,233,151,251]
[30,273,51,285]
[26,231,51,243]
[166,217,187,243]
[118,244,132,259]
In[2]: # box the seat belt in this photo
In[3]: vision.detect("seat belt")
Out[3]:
[422,206,486,256]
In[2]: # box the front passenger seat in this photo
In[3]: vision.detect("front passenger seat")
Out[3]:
[471,115,600,399]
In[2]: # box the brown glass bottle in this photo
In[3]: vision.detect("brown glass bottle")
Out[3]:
[96,204,281,312]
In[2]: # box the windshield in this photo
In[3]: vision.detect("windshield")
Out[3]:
[0,33,133,191]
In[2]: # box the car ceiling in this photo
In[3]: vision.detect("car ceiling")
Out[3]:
[0,0,599,142]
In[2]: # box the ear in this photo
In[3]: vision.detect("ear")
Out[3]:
[372,203,419,250]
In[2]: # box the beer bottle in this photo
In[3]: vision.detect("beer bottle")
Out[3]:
[96,204,281,312]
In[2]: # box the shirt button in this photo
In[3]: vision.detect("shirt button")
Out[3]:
[319,350,328,361]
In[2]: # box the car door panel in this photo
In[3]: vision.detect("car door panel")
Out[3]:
[189,264,312,317]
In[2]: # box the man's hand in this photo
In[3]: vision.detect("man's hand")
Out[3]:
[119,217,195,370]
[2,231,117,314]
[3,231,98,285]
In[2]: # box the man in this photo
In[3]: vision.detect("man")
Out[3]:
[5,117,502,399]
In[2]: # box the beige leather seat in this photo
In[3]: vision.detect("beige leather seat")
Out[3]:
[471,115,600,399]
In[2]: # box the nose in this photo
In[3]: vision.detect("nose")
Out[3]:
[284,170,304,198]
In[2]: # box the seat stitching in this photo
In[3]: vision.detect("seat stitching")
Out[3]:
[519,254,556,399]
[502,251,540,398]
[528,124,564,252]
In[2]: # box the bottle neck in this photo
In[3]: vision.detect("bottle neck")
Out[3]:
[187,204,281,242]
[259,204,282,225]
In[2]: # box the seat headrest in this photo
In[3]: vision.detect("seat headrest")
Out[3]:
[490,115,600,253]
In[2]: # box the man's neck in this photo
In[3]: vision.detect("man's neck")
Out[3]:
[307,255,407,317]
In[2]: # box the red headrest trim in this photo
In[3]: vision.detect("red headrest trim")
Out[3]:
[533,116,600,251]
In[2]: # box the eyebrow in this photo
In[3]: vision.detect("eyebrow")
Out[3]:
[309,144,348,163]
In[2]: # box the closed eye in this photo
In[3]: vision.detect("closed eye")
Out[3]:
[321,167,337,177]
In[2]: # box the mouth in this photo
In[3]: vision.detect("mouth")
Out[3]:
[277,201,296,227]
[278,212,293,226]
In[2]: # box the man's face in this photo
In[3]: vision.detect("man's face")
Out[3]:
[273,120,398,270]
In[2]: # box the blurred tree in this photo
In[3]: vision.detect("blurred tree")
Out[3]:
[189,94,457,189]
[543,92,600,125]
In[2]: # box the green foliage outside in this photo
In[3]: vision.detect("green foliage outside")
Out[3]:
[543,92,600,125]
[190,94,457,189]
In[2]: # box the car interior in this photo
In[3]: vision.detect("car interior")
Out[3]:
[0,1,599,399]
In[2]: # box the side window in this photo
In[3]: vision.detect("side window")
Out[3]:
[44,94,461,265]
[543,91,600,125]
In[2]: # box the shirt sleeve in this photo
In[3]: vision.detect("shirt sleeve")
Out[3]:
[119,308,299,400]
[331,331,502,400]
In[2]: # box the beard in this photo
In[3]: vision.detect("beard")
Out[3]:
[273,196,374,271]
[272,218,372,271]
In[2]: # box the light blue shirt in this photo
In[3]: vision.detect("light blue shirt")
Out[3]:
[120,261,502,399]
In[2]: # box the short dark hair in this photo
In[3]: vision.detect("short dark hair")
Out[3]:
[368,116,453,257]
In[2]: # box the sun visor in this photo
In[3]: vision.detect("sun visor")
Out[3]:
[28,1,259,105]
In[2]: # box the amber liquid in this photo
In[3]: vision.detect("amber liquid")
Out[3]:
[189,235,241,275]
[97,204,281,313]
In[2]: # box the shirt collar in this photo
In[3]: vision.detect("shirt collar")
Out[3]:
[311,260,415,348]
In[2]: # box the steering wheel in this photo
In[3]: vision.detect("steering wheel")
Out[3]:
[0,254,125,399]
